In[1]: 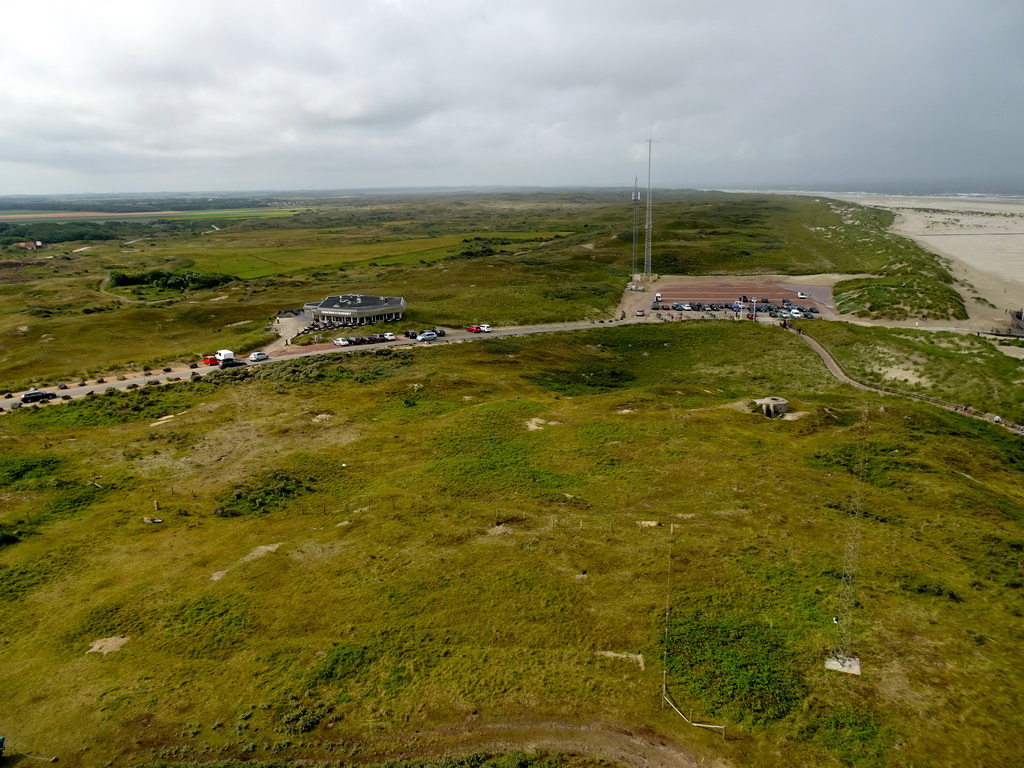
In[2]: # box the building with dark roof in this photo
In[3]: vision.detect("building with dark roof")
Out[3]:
[303,294,406,327]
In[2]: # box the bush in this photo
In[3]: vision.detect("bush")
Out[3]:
[663,610,809,724]
[214,470,314,517]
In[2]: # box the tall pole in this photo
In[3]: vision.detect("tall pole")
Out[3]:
[644,138,653,282]
[631,176,639,284]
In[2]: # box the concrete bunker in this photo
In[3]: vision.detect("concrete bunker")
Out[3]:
[753,396,789,418]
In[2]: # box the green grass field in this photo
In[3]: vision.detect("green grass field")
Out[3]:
[2,322,1024,767]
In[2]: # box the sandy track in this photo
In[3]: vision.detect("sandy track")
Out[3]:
[368,719,718,768]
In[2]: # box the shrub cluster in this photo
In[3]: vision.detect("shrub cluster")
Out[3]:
[108,269,235,292]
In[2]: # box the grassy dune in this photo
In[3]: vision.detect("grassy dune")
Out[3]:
[801,322,1024,422]
[2,323,1024,767]
[0,192,966,389]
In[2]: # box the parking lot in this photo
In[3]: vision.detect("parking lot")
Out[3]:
[618,275,840,322]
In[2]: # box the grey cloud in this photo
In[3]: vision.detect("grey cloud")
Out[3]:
[0,0,1021,193]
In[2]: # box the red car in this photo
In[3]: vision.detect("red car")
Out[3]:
[466,324,482,333]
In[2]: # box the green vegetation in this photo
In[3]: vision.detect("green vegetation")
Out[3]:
[2,321,1024,767]
[107,269,235,293]
[663,610,809,724]
[0,191,1016,768]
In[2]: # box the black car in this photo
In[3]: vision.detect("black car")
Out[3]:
[404,330,418,339]
[433,328,447,337]
[21,390,57,403]
[219,359,248,369]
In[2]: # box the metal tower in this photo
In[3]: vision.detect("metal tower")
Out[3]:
[631,177,640,284]
[826,408,868,675]
[643,138,653,281]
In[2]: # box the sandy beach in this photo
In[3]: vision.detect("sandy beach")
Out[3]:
[824,194,1024,331]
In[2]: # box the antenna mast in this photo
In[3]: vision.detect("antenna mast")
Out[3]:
[631,176,639,285]
[643,138,653,281]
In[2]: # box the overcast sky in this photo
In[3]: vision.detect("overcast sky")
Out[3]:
[1,0,1021,196]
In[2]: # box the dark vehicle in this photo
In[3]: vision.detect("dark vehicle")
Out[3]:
[21,389,57,403]
[803,312,815,319]
[810,307,820,313]
[219,359,247,369]
[370,334,387,343]
[746,313,755,320]
[433,328,447,336]
[404,330,417,339]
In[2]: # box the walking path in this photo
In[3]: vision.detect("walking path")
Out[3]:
[790,327,1020,432]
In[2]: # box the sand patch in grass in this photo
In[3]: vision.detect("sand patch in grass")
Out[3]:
[87,636,129,655]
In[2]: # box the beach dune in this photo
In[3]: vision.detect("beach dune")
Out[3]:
[826,194,1024,330]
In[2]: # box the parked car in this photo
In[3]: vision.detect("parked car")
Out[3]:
[383,332,396,341]
[417,331,438,342]
[797,291,809,299]
[404,330,418,339]
[432,328,446,337]
[466,324,482,332]
[479,324,492,332]
[333,338,350,346]
[248,351,269,361]
[809,307,820,314]
[219,359,247,369]
[201,354,219,365]
[635,309,645,317]
[21,389,57,404]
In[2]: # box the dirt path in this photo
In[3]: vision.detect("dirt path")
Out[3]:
[367,719,718,768]
[790,330,872,391]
